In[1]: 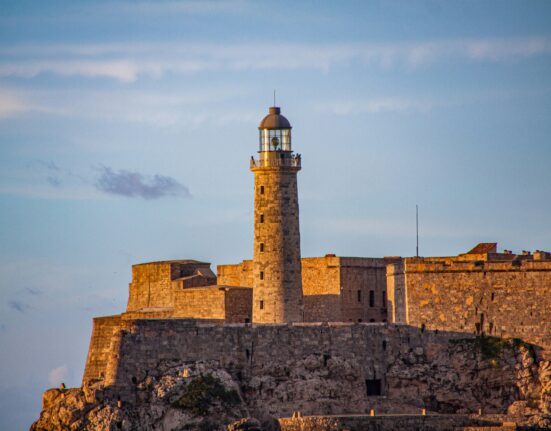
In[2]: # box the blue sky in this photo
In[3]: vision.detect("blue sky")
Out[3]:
[1,1,551,429]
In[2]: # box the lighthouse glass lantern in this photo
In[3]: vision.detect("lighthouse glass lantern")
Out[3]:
[258,107,292,152]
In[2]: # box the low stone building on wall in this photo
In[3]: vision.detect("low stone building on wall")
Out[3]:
[218,255,398,323]
[387,243,551,354]
[124,260,252,323]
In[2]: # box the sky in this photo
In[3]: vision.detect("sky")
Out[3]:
[1,0,551,429]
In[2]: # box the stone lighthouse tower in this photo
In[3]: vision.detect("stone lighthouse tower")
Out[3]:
[250,106,303,323]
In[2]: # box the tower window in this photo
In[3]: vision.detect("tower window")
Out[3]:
[260,243,265,252]
[260,271,264,280]
[369,290,375,307]
[259,300,264,310]
[357,290,361,302]
[260,214,264,223]
[260,185,264,194]
[382,290,387,307]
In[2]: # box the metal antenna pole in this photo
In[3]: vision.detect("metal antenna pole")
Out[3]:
[416,204,419,257]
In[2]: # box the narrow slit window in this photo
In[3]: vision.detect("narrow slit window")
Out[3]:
[259,300,264,310]
[260,185,264,194]
[260,214,264,223]
[369,290,375,307]
[382,290,386,307]
[357,290,362,302]
[260,271,264,280]
[260,243,265,252]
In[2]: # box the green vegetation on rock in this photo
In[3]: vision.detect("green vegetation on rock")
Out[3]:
[173,374,240,416]
[450,336,534,362]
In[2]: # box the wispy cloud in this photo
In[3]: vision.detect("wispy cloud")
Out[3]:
[48,365,69,386]
[1,37,550,82]
[95,166,190,199]
[8,300,29,313]
[318,98,434,116]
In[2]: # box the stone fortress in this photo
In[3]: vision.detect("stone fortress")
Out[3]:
[33,106,551,431]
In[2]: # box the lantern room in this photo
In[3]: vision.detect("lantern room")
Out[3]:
[258,107,292,152]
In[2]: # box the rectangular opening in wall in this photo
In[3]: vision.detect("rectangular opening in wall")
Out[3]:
[369,290,375,307]
[357,290,361,302]
[260,271,264,280]
[259,300,264,310]
[365,379,382,396]
[382,290,386,307]
[260,185,264,194]
[260,214,264,223]
[260,243,264,252]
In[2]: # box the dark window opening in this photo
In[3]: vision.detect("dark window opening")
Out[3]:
[131,376,137,384]
[244,318,250,324]
[369,318,375,322]
[369,290,375,307]
[475,322,481,335]
[246,349,250,359]
[358,319,362,322]
[260,214,264,223]
[260,271,264,280]
[260,243,264,252]
[491,292,495,301]
[260,185,265,194]
[382,290,387,307]
[366,379,382,396]
[323,353,330,366]
[357,290,362,302]
[259,300,264,309]
[382,340,387,351]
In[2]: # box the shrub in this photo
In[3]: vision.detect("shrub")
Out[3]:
[173,374,240,416]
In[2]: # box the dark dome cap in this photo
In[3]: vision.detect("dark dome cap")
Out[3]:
[258,106,292,129]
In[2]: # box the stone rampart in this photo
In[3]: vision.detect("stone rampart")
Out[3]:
[82,315,122,384]
[80,319,547,418]
[387,258,551,354]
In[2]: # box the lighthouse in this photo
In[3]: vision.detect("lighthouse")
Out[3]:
[250,106,303,323]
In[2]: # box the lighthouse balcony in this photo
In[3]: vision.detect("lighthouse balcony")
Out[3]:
[250,155,301,169]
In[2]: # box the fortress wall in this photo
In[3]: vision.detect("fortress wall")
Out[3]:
[172,287,226,320]
[102,321,465,408]
[217,260,254,287]
[302,257,342,321]
[386,262,407,323]
[82,315,122,384]
[340,258,388,323]
[127,263,173,311]
[224,287,252,323]
[391,258,551,351]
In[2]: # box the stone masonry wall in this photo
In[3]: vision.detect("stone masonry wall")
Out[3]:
[89,320,545,418]
[224,287,252,323]
[387,258,551,353]
[217,261,253,288]
[340,258,388,323]
[127,262,174,311]
[252,165,303,323]
[302,256,341,322]
[172,287,226,320]
[82,315,122,384]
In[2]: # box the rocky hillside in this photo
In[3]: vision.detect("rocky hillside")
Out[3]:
[31,336,551,431]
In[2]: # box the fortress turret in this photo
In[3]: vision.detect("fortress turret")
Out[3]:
[250,106,303,323]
